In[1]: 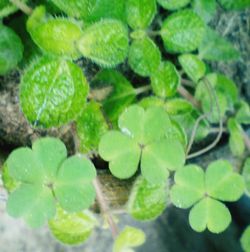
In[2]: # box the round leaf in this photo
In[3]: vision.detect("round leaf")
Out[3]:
[242,158,250,196]
[54,156,96,212]
[192,0,217,23]
[20,56,89,128]
[157,0,191,10]
[128,176,168,221]
[128,36,161,77]
[49,206,97,245]
[113,226,146,252]
[150,61,180,97]
[99,131,141,179]
[178,54,206,83]
[0,24,23,75]
[189,198,231,233]
[7,184,56,228]
[241,225,250,252]
[141,138,185,184]
[235,100,250,125]
[161,9,205,53]
[77,19,129,67]
[170,165,205,209]
[76,101,108,153]
[125,0,156,29]
[27,17,83,58]
[205,160,245,202]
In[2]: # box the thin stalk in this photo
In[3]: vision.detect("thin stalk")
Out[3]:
[135,85,151,95]
[93,178,119,239]
[147,30,161,37]
[181,78,195,88]
[177,86,200,108]
[187,77,223,159]
[9,0,33,15]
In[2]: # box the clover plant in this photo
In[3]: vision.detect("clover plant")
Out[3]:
[0,0,250,251]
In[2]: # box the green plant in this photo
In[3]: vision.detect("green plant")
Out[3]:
[0,0,250,251]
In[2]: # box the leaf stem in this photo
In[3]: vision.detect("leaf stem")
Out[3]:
[177,86,200,108]
[93,178,119,239]
[135,85,151,95]
[186,77,224,159]
[9,0,32,15]
[181,78,195,87]
[147,30,161,37]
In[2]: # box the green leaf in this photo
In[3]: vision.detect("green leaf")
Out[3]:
[128,36,161,77]
[198,27,241,61]
[241,225,250,252]
[20,56,89,128]
[27,14,83,58]
[125,0,156,29]
[7,148,43,184]
[127,176,168,221]
[141,138,185,184]
[189,197,231,233]
[91,70,136,123]
[205,160,245,201]
[98,131,141,179]
[77,19,129,67]
[138,96,165,109]
[54,155,96,212]
[170,165,205,209]
[7,184,56,228]
[195,73,238,123]
[113,226,146,252]
[242,158,250,196]
[157,0,191,10]
[85,0,126,23]
[76,101,108,153]
[50,0,97,19]
[192,0,217,23]
[32,137,67,181]
[217,0,250,10]
[2,162,20,193]
[178,54,206,83]
[235,100,250,124]
[161,9,205,53]
[0,0,28,18]
[150,61,180,97]
[119,105,172,145]
[227,118,245,157]
[49,206,97,245]
[0,24,23,75]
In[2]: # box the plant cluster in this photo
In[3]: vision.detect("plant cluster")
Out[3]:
[0,0,250,251]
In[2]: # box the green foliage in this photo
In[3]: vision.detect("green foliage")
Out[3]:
[125,0,156,30]
[160,9,205,53]
[127,176,168,221]
[0,0,28,18]
[113,226,146,252]
[236,100,250,124]
[241,225,250,252]
[2,163,19,193]
[6,137,96,227]
[0,24,23,75]
[170,160,245,233]
[49,206,98,245]
[91,70,136,123]
[76,101,108,153]
[192,0,217,23]
[27,8,83,58]
[157,0,191,10]
[198,27,241,61]
[77,19,129,67]
[150,61,180,97]
[178,54,206,83]
[218,0,250,10]
[20,56,89,128]
[195,73,238,123]
[242,158,250,196]
[128,36,161,77]
[99,105,185,184]
[227,118,245,157]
